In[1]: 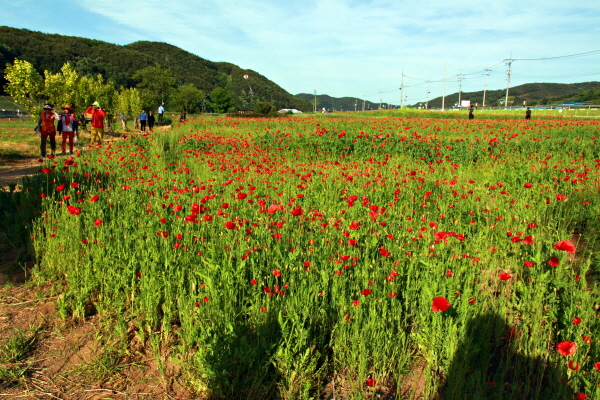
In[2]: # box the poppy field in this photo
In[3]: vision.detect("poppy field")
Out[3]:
[9,114,600,399]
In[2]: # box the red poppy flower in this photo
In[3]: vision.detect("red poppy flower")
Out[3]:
[89,195,99,202]
[432,296,451,312]
[548,257,559,267]
[225,221,237,229]
[272,269,281,277]
[291,207,303,216]
[389,292,398,297]
[135,272,141,278]
[303,261,311,267]
[523,183,533,188]
[572,317,581,325]
[366,378,376,387]
[93,219,103,226]
[352,300,360,306]
[361,289,372,296]
[576,392,586,400]
[594,362,600,371]
[250,279,257,285]
[524,235,534,245]
[67,206,81,215]
[556,340,577,356]
[568,360,580,371]
[554,240,576,253]
[379,247,391,257]
[582,336,592,344]
[498,272,512,281]
[523,261,535,268]
[468,297,476,304]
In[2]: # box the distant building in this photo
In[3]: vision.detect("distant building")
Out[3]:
[277,109,303,114]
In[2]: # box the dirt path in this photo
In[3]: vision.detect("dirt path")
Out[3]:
[0,158,41,188]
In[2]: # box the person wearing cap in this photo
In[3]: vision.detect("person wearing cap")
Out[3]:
[35,104,59,157]
[85,101,107,144]
[57,105,78,155]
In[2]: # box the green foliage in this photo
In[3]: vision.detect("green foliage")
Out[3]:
[253,101,275,114]
[3,59,43,116]
[171,83,204,113]
[43,62,80,110]
[132,64,177,110]
[209,87,235,113]
[0,27,313,112]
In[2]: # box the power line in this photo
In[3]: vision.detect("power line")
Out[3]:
[515,49,600,61]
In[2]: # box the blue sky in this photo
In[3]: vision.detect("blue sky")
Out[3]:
[2,0,600,107]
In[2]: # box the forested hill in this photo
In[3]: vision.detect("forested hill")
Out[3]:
[295,93,395,111]
[0,26,312,111]
[426,81,600,108]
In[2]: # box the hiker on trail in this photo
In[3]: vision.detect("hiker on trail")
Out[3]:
[57,105,78,155]
[35,104,59,157]
[85,101,106,145]
[148,110,155,131]
[158,103,164,123]
[139,109,148,132]
[525,107,532,120]
[468,105,475,120]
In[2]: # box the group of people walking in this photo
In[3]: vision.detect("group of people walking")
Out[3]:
[35,102,167,157]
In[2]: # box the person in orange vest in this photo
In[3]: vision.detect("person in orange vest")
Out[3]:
[85,101,107,144]
[34,104,59,157]
[57,105,78,155]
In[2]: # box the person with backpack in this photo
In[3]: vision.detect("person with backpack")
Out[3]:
[34,104,59,157]
[57,105,78,155]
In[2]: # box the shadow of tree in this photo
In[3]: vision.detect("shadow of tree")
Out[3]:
[439,311,570,400]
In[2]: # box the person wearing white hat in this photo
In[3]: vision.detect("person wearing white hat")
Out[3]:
[34,104,59,157]
[85,101,106,144]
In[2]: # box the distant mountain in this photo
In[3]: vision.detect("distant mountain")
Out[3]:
[425,82,600,108]
[295,93,394,111]
[0,26,312,111]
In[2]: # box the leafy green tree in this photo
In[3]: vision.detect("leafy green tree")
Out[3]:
[44,62,80,110]
[133,64,177,110]
[3,59,43,116]
[253,101,274,115]
[209,87,235,113]
[172,84,204,113]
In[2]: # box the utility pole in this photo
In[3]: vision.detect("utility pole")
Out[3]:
[504,53,514,109]
[482,68,491,109]
[363,96,366,111]
[313,90,317,113]
[379,91,382,110]
[400,70,404,108]
[457,70,465,107]
[425,80,430,109]
[354,99,357,111]
[442,61,446,111]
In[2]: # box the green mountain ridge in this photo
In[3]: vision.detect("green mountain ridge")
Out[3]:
[0,26,312,111]
[421,82,600,108]
[295,93,395,111]
[296,82,600,112]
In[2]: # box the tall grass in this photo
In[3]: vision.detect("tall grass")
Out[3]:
[8,115,600,398]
